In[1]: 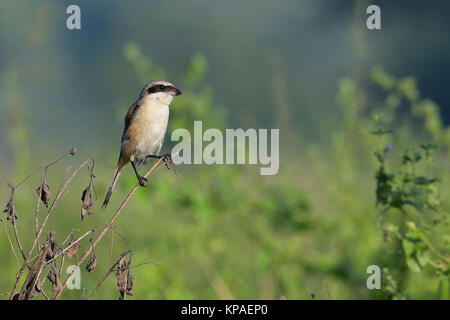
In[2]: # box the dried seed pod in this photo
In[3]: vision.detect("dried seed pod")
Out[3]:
[86,254,97,272]
[47,262,62,291]
[36,183,51,208]
[21,244,49,299]
[4,198,18,221]
[116,256,128,300]
[126,271,134,296]
[45,231,58,261]
[67,241,80,258]
[81,187,95,221]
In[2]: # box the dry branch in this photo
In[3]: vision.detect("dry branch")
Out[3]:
[8,152,92,299]
[53,157,166,299]
[3,146,172,300]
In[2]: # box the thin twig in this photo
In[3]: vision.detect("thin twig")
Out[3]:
[60,231,76,247]
[15,148,74,189]
[35,168,47,249]
[46,229,93,265]
[41,288,49,300]
[1,218,20,267]
[58,254,65,289]
[423,236,450,264]
[125,261,160,270]
[111,225,128,246]
[11,216,29,267]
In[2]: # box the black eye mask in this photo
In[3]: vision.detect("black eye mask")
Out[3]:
[147,84,171,94]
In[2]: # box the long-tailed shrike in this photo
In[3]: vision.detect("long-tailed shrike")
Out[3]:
[102,80,182,209]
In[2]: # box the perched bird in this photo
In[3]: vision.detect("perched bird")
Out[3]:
[102,80,182,209]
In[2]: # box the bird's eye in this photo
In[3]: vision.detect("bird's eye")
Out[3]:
[159,85,165,91]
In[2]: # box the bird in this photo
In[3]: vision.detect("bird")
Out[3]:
[102,80,182,209]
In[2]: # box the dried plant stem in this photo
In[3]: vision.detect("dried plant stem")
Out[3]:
[46,229,93,265]
[41,288,49,300]
[111,225,128,246]
[423,236,450,264]
[11,217,29,267]
[54,157,165,299]
[17,244,49,300]
[14,148,74,189]
[1,218,20,267]
[87,250,131,300]
[58,254,65,287]
[35,168,47,249]
[88,258,159,300]
[60,231,75,248]
[9,158,93,300]
[125,261,159,270]
[24,246,49,300]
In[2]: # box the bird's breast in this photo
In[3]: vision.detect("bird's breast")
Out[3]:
[126,101,169,158]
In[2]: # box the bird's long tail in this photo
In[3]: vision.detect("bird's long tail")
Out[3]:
[102,164,123,210]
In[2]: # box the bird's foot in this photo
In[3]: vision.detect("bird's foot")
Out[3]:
[145,153,176,175]
[137,175,147,187]
[161,153,172,170]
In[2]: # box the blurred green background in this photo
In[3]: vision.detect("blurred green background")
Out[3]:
[1,0,449,299]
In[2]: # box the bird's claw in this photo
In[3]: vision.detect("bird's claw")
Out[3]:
[161,153,172,170]
[138,176,147,187]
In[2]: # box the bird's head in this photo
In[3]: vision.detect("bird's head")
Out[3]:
[140,80,182,105]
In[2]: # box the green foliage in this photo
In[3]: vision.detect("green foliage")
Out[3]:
[335,66,450,300]
[373,121,449,299]
[438,276,450,300]
[374,144,440,212]
[382,268,409,300]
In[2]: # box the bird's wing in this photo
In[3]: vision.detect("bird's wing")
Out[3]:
[123,99,141,130]
[120,99,141,150]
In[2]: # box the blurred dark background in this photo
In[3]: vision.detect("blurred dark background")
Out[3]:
[1,0,449,162]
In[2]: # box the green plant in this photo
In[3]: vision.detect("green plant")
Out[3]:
[373,135,449,299]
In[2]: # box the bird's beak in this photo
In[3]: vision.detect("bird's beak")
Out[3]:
[170,87,182,96]
[174,87,182,96]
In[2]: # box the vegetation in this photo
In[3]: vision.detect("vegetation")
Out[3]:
[1,42,449,299]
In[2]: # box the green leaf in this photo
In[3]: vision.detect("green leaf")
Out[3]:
[402,238,416,256]
[406,257,422,273]
[420,142,437,152]
[416,250,430,267]
[413,176,439,185]
[404,200,424,213]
